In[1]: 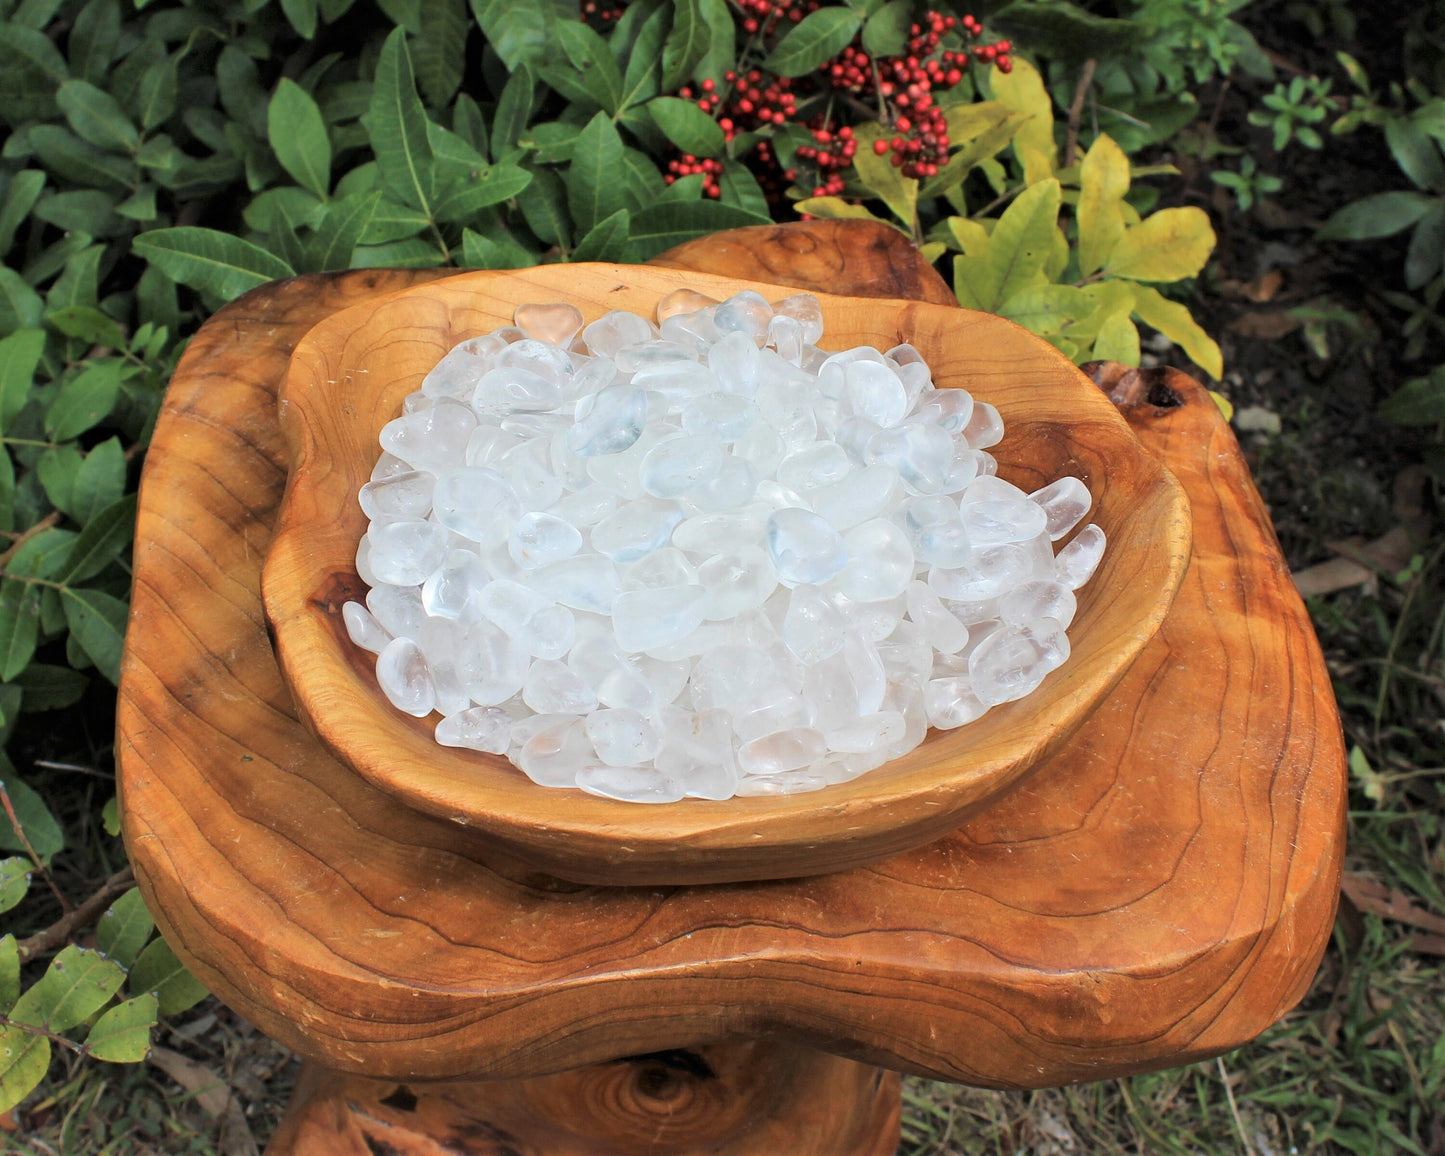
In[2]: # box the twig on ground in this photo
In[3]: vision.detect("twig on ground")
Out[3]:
[1064,58,1097,168]
[16,866,134,962]
[1217,1056,1249,1153]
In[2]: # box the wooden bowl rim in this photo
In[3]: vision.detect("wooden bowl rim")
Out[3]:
[260,263,1191,881]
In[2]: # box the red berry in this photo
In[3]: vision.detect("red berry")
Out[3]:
[702,78,715,92]
[873,139,889,156]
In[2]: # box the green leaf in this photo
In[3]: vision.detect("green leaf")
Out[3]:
[128,937,208,1016]
[47,304,123,350]
[60,587,129,685]
[693,0,735,88]
[0,1025,48,1115]
[60,493,136,583]
[308,192,382,273]
[1317,191,1437,241]
[0,24,68,89]
[97,888,155,970]
[0,936,17,1011]
[56,81,138,154]
[47,244,104,313]
[30,125,133,192]
[971,177,1061,312]
[83,994,158,1062]
[519,168,571,248]
[7,529,78,583]
[764,7,862,77]
[13,665,88,713]
[1000,283,1098,338]
[491,68,534,162]
[717,164,769,218]
[101,795,119,837]
[0,762,64,859]
[467,0,554,70]
[412,0,468,107]
[793,195,885,222]
[11,945,125,1032]
[37,444,83,517]
[135,56,179,133]
[0,272,43,341]
[861,0,911,57]
[543,21,623,115]
[0,860,29,917]
[44,360,123,441]
[0,329,46,435]
[648,97,725,158]
[459,227,535,270]
[991,0,1142,61]
[268,79,332,200]
[663,0,712,91]
[853,122,917,228]
[1386,116,1445,192]
[0,582,41,684]
[1380,368,1445,425]
[626,201,770,260]
[281,0,318,37]
[1092,310,1141,363]
[1077,133,1129,278]
[1406,202,1445,290]
[1130,284,1222,380]
[616,4,669,111]
[0,172,46,255]
[132,228,295,303]
[1104,206,1215,282]
[570,208,631,263]
[566,112,629,236]
[363,28,435,215]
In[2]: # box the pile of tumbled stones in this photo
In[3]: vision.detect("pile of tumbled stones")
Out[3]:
[342,289,1104,803]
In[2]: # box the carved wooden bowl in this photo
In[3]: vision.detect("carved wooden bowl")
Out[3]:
[260,263,1191,885]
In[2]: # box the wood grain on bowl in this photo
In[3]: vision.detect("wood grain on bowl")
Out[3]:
[259,263,1192,885]
[117,224,1343,1089]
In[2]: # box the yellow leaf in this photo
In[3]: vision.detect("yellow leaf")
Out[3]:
[1077,133,1129,276]
[1209,391,1234,421]
[1000,283,1097,338]
[991,57,1055,181]
[1130,284,1223,380]
[794,196,887,223]
[953,254,991,311]
[1045,224,1069,281]
[1120,200,1142,226]
[1074,279,1136,343]
[852,122,918,228]
[1092,311,1140,364]
[946,216,991,259]
[918,241,946,264]
[943,101,1016,143]
[978,177,1061,311]
[1105,207,1216,282]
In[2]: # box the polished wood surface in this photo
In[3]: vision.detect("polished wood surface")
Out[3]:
[260,263,1190,884]
[117,223,1344,1090]
[267,1044,900,1156]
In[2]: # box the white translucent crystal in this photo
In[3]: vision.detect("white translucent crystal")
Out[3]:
[356,296,1105,802]
[367,521,450,586]
[568,384,647,457]
[1056,523,1106,589]
[435,706,512,753]
[375,637,434,717]
[766,508,848,587]
[612,584,707,652]
[432,467,522,546]
[1031,476,1092,541]
[343,601,389,654]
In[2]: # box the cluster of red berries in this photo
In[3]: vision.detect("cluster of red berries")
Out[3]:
[827,13,1012,178]
[655,8,1015,205]
[795,125,857,197]
[663,154,727,198]
[734,0,822,36]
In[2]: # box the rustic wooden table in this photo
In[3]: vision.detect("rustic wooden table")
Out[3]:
[117,221,1345,1155]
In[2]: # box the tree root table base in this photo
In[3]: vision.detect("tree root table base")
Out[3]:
[268,1043,900,1155]
[116,221,1345,1156]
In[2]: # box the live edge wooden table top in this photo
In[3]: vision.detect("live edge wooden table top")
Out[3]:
[116,222,1345,1098]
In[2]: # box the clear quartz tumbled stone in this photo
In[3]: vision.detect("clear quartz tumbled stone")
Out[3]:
[350,295,1104,801]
